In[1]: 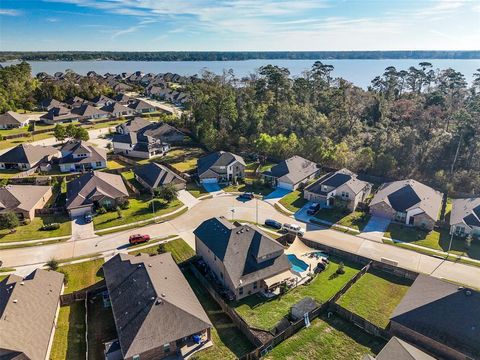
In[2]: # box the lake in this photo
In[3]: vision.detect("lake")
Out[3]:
[2,59,479,88]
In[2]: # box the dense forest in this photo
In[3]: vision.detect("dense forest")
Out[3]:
[185,62,480,195]
[1,50,480,62]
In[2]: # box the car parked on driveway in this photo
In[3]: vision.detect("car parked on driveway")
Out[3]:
[307,203,320,215]
[265,219,282,229]
[240,192,254,200]
[129,234,150,245]
[84,213,93,223]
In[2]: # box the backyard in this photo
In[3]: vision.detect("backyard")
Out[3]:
[138,147,206,173]
[87,292,117,360]
[279,190,307,212]
[50,302,86,360]
[337,269,413,328]
[0,214,71,243]
[59,258,105,294]
[232,258,362,330]
[264,314,385,360]
[128,238,196,264]
[315,209,371,231]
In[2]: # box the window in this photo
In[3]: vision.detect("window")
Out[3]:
[95,162,102,167]
[253,281,257,289]
[220,272,223,279]
[163,343,171,353]
[239,287,244,295]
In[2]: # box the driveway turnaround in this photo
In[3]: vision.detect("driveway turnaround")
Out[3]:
[264,188,291,204]
[359,216,391,242]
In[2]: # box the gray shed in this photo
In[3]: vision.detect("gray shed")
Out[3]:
[290,297,318,321]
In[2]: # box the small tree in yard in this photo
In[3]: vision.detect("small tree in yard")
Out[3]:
[116,206,123,219]
[46,259,59,271]
[54,124,66,142]
[0,211,20,230]
[74,127,89,141]
[155,184,178,203]
[465,234,473,249]
[157,243,166,254]
[336,262,345,275]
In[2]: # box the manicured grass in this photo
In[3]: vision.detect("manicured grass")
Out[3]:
[84,119,124,130]
[138,147,206,173]
[87,293,117,360]
[50,302,86,360]
[222,180,272,196]
[264,314,385,360]
[60,259,105,294]
[0,169,22,179]
[0,215,71,243]
[128,238,195,264]
[106,160,125,169]
[0,122,53,137]
[337,270,412,328]
[184,270,255,360]
[279,190,307,213]
[0,275,7,281]
[121,170,144,191]
[186,182,209,198]
[315,209,371,231]
[245,162,259,179]
[258,162,276,173]
[92,197,183,230]
[233,258,362,330]
[0,132,54,150]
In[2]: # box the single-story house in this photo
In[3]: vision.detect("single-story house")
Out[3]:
[112,93,134,105]
[39,98,67,111]
[65,171,129,217]
[369,179,443,231]
[100,102,134,118]
[0,111,32,129]
[134,162,186,192]
[0,269,64,360]
[90,94,114,108]
[59,140,107,172]
[262,155,319,191]
[0,185,53,220]
[71,104,109,121]
[65,96,87,108]
[0,144,60,170]
[40,106,80,125]
[112,132,169,159]
[389,274,480,360]
[128,99,156,113]
[304,168,372,212]
[115,117,151,135]
[449,197,480,238]
[103,253,212,360]
[194,217,292,300]
[197,151,246,184]
[362,336,435,360]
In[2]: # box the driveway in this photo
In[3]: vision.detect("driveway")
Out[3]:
[177,189,199,208]
[71,216,96,241]
[294,201,315,223]
[359,216,391,243]
[202,183,222,193]
[264,188,291,204]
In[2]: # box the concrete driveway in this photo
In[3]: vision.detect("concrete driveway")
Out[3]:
[177,189,199,208]
[294,201,315,223]
[359,216,391,242]
[264,188,291,204]
[71,216,96,241]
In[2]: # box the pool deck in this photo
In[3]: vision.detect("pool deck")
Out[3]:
[285,238,326,280]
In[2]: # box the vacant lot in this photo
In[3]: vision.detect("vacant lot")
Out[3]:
[233,258,362,330]
[279,190,307,212]
[60,259,105,294]
[139,147,206,173]
[50,302,86,360]
[337,269,412,328]
[315,209,371,231]
[0,214,71,243]
[87,293,117,360]
[128,238,195,264]
[264,314,385,360]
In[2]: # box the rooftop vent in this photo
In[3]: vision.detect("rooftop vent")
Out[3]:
[148,264,152,267]
[20,282,24,285]
[13,300,17,303]
[161,293,166,297]
[137,264,142,268]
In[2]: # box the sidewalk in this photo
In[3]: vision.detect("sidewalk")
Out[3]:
[0,235,71,247]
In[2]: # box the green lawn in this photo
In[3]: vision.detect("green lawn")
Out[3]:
[279,190,307,213]
[50,302,86,360]
[121,170,145,191]
[138,147,206,173]
[0,169,22,179]
[315,209,371,231]
[258,162,276,173]
[0,215,71,243]
[384,223,480,260]
[337,270,412,328]
[232,258,362,330]
[60,259,105,294]
[87,293,117,360]
[92,197,183,230]
[106,159,126,170]
[0,132,54,150]
[128,238,195,264]
[186,182,209,198]
[222,180,272,196]
[184,270,255,360]
[245,162,259,179]
[264,314,385,360]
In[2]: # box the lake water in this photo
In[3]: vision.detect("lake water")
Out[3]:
[2,59,479,88]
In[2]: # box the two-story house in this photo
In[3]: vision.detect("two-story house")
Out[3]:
[304,168,372,212]
[58,141,107,172]
[449,197,480,238]
[112,132,168,159]
[197,151,246,184]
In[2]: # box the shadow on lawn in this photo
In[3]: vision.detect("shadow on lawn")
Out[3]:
[65,302,87,359]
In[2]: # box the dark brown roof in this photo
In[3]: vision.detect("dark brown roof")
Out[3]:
[133,162,185,189]
[370,337,435,360]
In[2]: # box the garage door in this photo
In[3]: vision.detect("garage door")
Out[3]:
[69,207,89,218]
[201,178,218,184]
[277,182,294,191]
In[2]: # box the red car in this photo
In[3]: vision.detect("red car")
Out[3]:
[129,234,150,245]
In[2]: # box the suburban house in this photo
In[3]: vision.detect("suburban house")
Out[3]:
[100,102,134,118]
[90,94,114,107]
[0,111,32,129]
[128,99,156,113]
[363,336,435,360]
[39,98,67,111]
[71,104,109,121]
[134,162,186,192]
[103,253,212,360]
[389,274,480,360]
[197,151,246,184]
[40,106,80,124]
[369,179,443,230]
[194,217,292,300]
[140,122,185,143]
[112,93,134,105]
[58,140,107,172]
[65,171,129,217]
[65,96,87,108]
[0,269,64,360]
[262,155,319,190]
[112,132,169,159]
[304,168,372,212]
[0,185,53,220]
[449,197,480,238]
[0,144,60,170]
[115,117,151,134]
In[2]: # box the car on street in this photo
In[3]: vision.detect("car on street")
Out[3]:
[307,203,320,215]
[240,192,254,200]
[264,219,282,229]
[129,234,151,245]
[283,223,305,237]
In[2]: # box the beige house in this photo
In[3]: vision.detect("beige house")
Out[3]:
[262,155,319,191]
[0,111,32,129]
[0,185,53,220]
[194,217,292,300]
[449,197,480,238]
[304,168,372,212]
[0,144,60,170]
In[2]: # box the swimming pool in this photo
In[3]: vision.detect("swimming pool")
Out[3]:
[287,254,309,273]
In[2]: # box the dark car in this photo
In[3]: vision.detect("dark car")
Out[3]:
[129,234,150,245]
[265,219,282,229]
[240,192,254,200]
[84,213,93,223]
[307,203,320,215]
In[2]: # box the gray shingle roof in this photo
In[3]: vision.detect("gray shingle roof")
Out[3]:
[103,253,212,358]
[305,168,369,195]
[116,117,151,134]
[194,217,291,287]
[71,104,108,117]
[373,337,435,360]
[133,162,185,189]
[140,122,184,140]
[59,141,107,165]
[100,102,132,114]
[262,156,318,185]
[0,144,59,166]
[0,111,31,126]
[128,100,155,111]
[390,274,480,358]
[370,180,443,221]
[0,269,64,360]
[197,151,245,177]
[0,185,52,213]
[450,197,480,228]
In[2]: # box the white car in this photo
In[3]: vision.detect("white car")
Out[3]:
[283,223,305,237]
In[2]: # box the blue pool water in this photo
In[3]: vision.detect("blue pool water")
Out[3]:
[287,254,309,273]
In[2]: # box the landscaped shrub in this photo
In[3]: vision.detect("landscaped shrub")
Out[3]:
[149,199,167,211]
[58,269,69,285]
[117,198,130,209]
[23,219,31,226]
[46,259,59,271]
[41,223,60,231]
[0,211,20,230]
[97,206,107,214]
[336,262,346,275]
